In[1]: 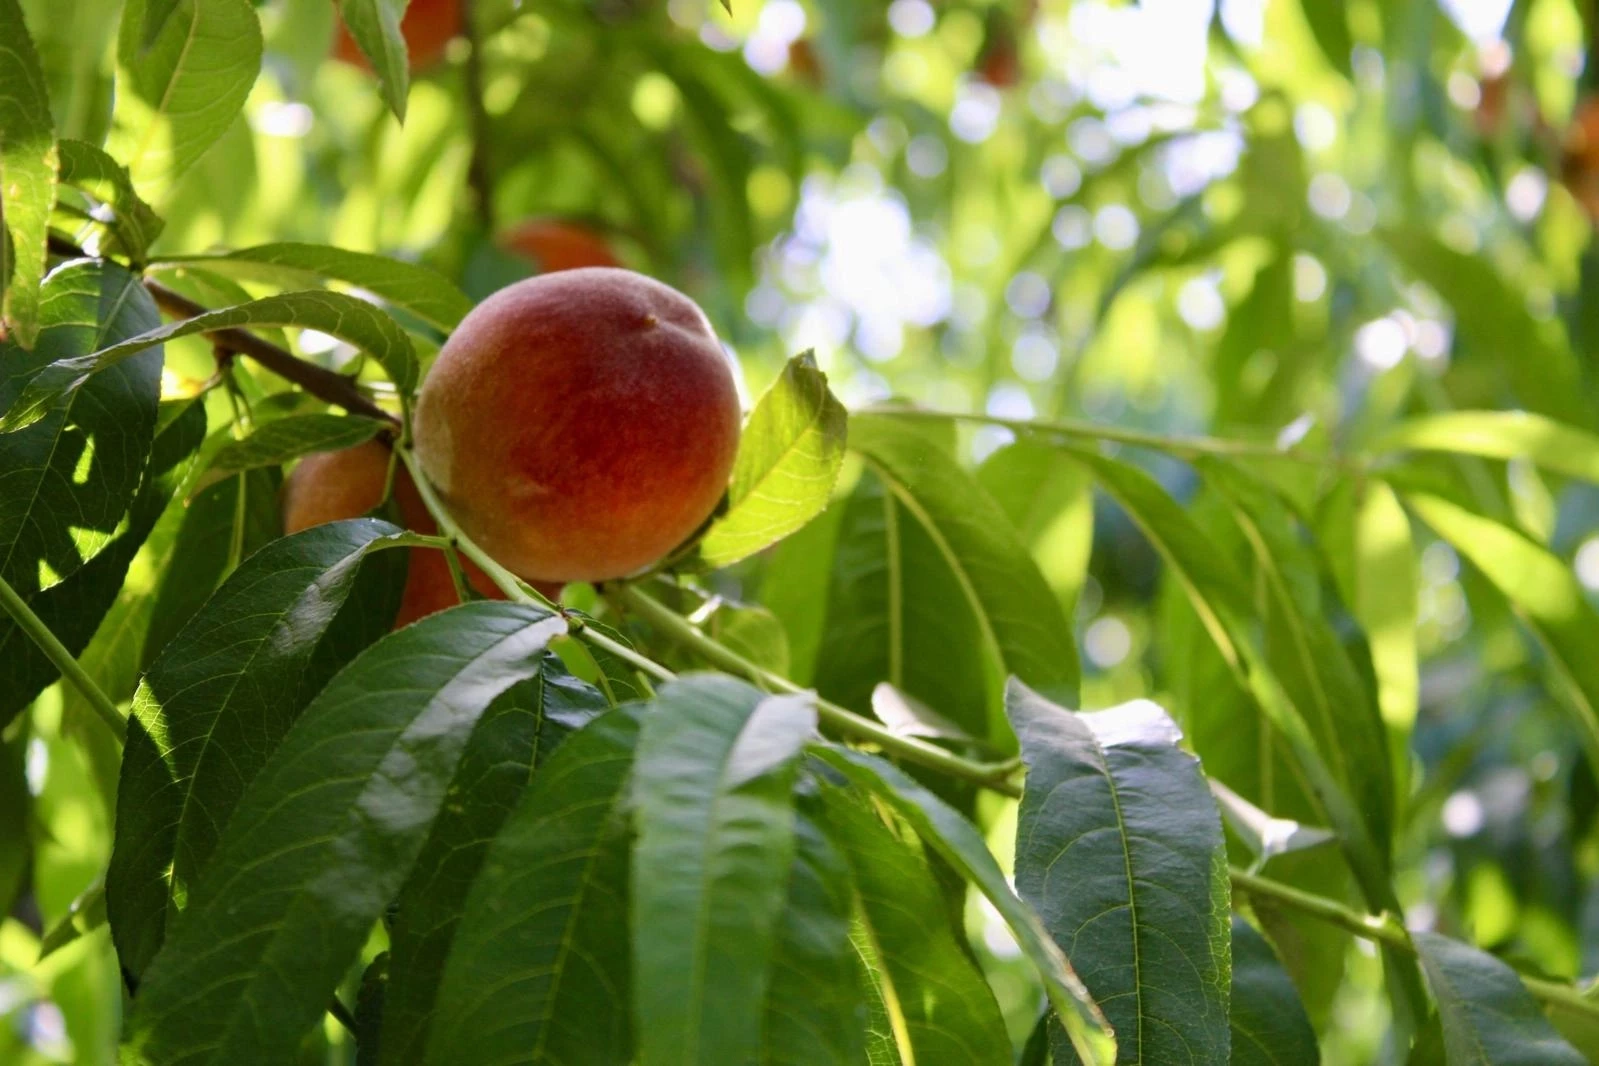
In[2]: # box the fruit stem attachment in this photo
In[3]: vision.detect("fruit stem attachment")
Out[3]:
[608,583,1024,790]
[0,572,125,742]
[395,445,562,613]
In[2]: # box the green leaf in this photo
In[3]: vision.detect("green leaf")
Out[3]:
[0,260,162,590]
[421,708,641,1065]
[848,412,1080,704]
[1210,781,1335,863]
[139,466,281,670]
[812,466,991,741]
[337,0,411,122]
[0,396,202,730]
[123,602,569,1065]
[0,734,27,921]
[377,662,607,1063]
[818,783,1009,1065]
[114,0,262,196]
[107,519,408,980]
[633,677,816,1066]
[1376,410,1599,485]
[1401,492,1599,773]
[812,744,1116,1065]
[977,438,1094,621]
[699,351,848,569]
[37,877,106,961]
[0,289,418,433]
[707,599,791,677]
[1199,458,1394,858]
[0,0,58,348]
[1007,681,1231,1065]
[1413,932,1585,1066]
[153,243,473,331]
[1378,226,1593,428]
[1229,917,1319,1066]
[1297,0,1353,77]
[760,809,867,1066]
[55,139,163,262]
[190,413,386,495]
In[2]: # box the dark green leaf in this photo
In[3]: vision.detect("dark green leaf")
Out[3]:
[633,677,816,1066]
[0,289,418,434]
[337,0,411,122]
[55,138,163,262]
[0,0,58,348]
[108,519,408,980]
[818,783,1009,1066]
[122,602,569,1065]
[812,745,1116,1064]
[153,242,472,331]
[1229,917,1319,1066]
[0,260,162,590]
[115,0,262,194]
[1298,0,1353,77]
[422,708,642,1065]
[699,351,848,569]
[760,809,867,1065]
[0,734,27,920]
[190,413,386,495]
[1413,932,1584,1066]
[849,413,1080,704]
[377,662,607,1063]
[812,466,991,741]
[1007,681,1230,1065]
[138,466,280,670]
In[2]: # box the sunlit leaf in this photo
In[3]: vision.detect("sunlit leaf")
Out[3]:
[55,139,163,262]
[1377,410,1599,485]
[153,242,472,331]
[0,0,58,348]
[699,351,847,569]
[114,0,261,195]
[189,412,387,495]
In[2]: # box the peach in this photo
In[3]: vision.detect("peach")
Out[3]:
[282,438,529,627]
[412,268,741,584]
[333,0,460,73]
[500,218,622,273]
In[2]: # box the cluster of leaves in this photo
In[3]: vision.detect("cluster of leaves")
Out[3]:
[9,0,1599,1065]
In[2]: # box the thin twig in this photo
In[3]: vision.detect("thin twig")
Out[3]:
[47,234,398,426]
[1230,865,1599,1023]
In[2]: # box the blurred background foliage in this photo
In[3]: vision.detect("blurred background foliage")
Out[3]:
[13,0,1599,1062]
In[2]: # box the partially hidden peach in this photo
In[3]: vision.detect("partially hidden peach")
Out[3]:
[332,0,460,73]
[500,218,623,273]
[282,439,556,628]
[412,268,741,584]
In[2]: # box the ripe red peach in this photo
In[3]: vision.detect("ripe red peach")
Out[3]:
[282,438,533,627]
[411,268,741,584]
[500,218,623,273]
